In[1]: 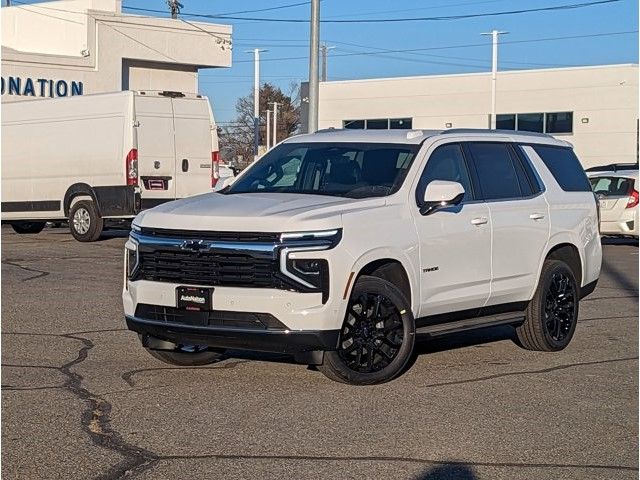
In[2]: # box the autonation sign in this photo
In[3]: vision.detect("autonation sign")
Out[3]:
[1,77,84,98]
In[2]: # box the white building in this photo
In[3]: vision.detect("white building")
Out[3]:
[303,64,639,168]
[1,0,231,101]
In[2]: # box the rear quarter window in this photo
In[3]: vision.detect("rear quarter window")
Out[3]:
[529,145,591,192]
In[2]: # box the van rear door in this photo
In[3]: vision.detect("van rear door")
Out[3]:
[171,97,214,199]
[135,95,177,206]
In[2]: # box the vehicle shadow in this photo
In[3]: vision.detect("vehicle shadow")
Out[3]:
[411,463,478,480]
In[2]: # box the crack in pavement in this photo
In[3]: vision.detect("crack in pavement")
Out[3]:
[1,258,50,281]
[121,359,253,387]
[147,453,638,472]
[419,356,638,389]
[579,315,638,323]
[2,385,66,391]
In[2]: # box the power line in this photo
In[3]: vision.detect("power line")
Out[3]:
[122,1,312,18]
[123,0,621,23]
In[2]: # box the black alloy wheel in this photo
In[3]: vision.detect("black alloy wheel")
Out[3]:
[544,272,576,342]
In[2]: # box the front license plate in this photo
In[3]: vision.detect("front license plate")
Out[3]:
[176,286,213,311]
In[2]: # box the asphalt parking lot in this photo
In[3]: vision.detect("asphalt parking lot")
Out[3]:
[1,226,638,480]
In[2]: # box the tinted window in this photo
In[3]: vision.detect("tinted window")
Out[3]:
[590,176,634,197]
[390,118,412,129]
[531,145,591,192]
[496,114,516,130]
[518,113,544,133]
[366,119,388,129]
[546,112,573,134]
[226,142,419,199]
[468,143,521,200]
[343,120,364,129]
[417,143,473,203]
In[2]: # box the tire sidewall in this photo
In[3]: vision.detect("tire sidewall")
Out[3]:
[323,276,415,385]
[69,200,102,242]
[536,261,579,350]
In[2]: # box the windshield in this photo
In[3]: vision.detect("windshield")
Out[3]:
[225,142,420,198]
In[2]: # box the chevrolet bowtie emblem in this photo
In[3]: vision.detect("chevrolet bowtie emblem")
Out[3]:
[180,240,207,252]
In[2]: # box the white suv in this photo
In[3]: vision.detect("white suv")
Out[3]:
[123,129,602,385]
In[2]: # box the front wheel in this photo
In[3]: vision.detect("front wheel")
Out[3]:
[11,221,46,234]
[318,275,415,385]
[516,259,579,351]
[146,344,226,366]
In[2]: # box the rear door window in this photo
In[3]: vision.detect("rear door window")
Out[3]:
[466,142,521,200]
[529,145,591,192]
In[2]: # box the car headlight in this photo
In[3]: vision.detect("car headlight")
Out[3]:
[125,237,139,279]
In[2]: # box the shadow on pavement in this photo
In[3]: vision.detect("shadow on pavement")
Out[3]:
[412,463,477,479]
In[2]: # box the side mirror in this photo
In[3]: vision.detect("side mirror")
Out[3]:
[420,180,465,216]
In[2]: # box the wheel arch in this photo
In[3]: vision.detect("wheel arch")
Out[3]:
[63,183,100,217]
[530,236,584,300]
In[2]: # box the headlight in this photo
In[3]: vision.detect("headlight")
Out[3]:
[286,258,329,290]
[280,229,341,243]
[125,238,139,279]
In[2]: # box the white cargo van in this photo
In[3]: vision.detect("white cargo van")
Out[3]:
[1,90,221,241]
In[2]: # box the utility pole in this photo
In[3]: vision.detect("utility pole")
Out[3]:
[320,44,335,82]
[481,30,508,129]
[167,0,183,19]
[265,109,272,150]
[247,49,267,159]
[270,102,280,146]
[308,0,320,133]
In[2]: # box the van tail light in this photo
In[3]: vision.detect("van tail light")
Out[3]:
[626,189,639,209]
[126,148,138,186]
[211,151,220,188]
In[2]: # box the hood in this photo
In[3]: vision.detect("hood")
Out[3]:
[134,192,386,232]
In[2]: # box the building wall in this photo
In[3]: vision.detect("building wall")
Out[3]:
[1,0,231,102]
[311,64,638,168]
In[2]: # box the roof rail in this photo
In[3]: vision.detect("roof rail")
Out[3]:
[443,128,553,138]
[585,163,639,172]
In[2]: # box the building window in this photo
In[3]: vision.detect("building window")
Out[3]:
[343,120,365,129]
[366,119,388,129]
[496,114,516,130]
[496,112,573,134]
[517,113,544,133]
[390,118,412,129]
[343,118,413,130]
[546,112,573,134]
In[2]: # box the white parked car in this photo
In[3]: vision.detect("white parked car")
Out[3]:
[586,165,638,238]
[123,129,602,385]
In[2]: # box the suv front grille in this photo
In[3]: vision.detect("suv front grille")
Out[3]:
[135,248,288,289]
[139,227,281,243]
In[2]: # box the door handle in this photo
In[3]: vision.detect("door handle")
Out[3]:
[471,217,488,226]
[182,158,189,172]
[529,213,545,221]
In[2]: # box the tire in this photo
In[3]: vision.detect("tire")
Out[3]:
[318,275,415,385]
[11,221,46,234]
[69,200,103,242]
[146,345,226,366]
[516,259,579,352]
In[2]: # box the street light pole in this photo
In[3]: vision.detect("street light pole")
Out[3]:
[308,0,320,133]
[247,48,267,159]
[320,44,335,82]
[265,109,272,150]
[481,30,508,129]
[270,102,280,146]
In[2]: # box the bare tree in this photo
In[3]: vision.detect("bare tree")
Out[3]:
[219,83,300,169]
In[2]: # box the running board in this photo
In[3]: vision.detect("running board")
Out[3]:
[416,312,525,337]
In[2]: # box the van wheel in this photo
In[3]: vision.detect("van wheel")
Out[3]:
[318,275,415,385]
[69,200,103,242]
[146,345,226,366]
[11,222,46,234]
[516,259,579,352]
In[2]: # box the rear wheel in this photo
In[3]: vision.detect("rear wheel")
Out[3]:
[318,275,415,385]
[516,259,579,351]
[146,344,226,366]
[69,200,103,242]
[10,221,46,234]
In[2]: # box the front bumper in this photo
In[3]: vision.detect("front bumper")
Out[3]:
[126,315,340,354]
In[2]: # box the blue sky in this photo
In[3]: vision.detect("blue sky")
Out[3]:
[122,0,638,123]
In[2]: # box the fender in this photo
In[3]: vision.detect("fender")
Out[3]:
[344,246,420,318]
[63,183,100,217]
[530,231,584,299]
